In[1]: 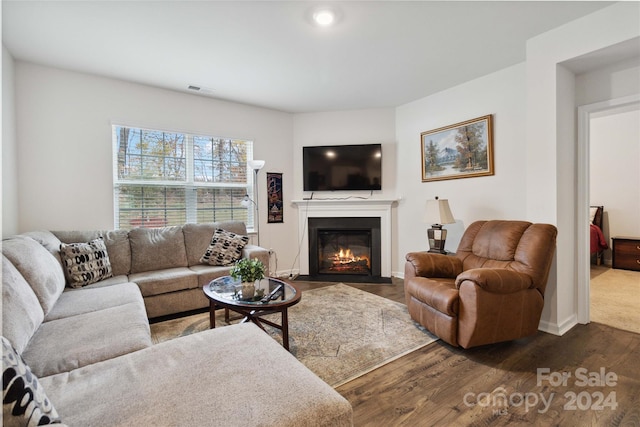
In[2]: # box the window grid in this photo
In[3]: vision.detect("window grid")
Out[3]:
[113,125,253,230]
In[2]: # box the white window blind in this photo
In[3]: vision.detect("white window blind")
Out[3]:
[113,125,254,230]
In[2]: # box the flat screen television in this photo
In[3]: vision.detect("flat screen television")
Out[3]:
[303,144,382,191]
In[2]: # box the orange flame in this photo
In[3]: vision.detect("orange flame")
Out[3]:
[330,247,370,268]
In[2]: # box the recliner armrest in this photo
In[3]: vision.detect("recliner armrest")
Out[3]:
[455,268,533,294]
[405,252,462,279]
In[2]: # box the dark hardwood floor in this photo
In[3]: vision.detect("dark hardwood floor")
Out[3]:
[294,278,640,427]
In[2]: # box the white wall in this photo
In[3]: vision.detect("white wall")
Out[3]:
[576,57,640,107]
[2,46,19,237]
[292,109,397,200]
[526,2,640,334]
[395,63,527,276]
[590,107,640,257]
[13,62,298,269]
[291,109,397,274]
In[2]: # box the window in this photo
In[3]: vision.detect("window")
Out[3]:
[113,125,254,230]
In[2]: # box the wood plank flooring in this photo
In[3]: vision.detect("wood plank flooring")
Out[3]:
[294,278,640,427]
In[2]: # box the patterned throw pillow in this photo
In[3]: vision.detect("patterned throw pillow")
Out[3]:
[2,336,61,426]
[59,238,113,288]
[200,229,250,266]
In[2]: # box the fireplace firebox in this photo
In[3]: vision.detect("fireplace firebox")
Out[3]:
[305,217,387,283]
[318,229,371,275]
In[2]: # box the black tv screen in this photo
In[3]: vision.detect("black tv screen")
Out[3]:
[303,144,382,191]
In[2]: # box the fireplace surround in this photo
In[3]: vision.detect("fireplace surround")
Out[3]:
[292,199,396,282]
[307,217,382,282]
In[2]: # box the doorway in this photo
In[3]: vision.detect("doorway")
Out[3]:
[577,94,640,326]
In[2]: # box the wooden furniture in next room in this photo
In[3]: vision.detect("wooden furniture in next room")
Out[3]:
[612,237,640,272]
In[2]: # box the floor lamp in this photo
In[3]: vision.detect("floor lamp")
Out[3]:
[247,160,265,246]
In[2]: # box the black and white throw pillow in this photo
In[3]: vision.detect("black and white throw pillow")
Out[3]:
[200,229,250,266]
[59,238,113,288]
[2,336,61,426]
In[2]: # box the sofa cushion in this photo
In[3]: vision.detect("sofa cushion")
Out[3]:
[22,231,63,264]
[54,230,131,277]
[22,303,152,377]
[214,221,248,236]
[2,236,66,316]
[129,226,188,274]
[59,239,113,288]
[189,264,233,287]
[200,228,249,266]
[72,275,130,289]
[45,282,144,322]
[183,223,217,266]
[39,324,353,427]
[2,337,61,426]
[143,288,209,319]
[129,267,199,297]
[2,256,45,355]
[183,222,248,266]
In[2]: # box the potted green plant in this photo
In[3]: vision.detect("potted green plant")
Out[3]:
[230,258,266,300]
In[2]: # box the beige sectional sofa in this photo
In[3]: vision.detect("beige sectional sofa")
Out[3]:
[32,221,270,319]
[2,221,353,426]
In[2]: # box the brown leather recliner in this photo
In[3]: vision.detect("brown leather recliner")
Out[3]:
[404,220,557,348]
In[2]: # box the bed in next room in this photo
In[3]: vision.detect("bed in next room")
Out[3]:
[590,205,608,265]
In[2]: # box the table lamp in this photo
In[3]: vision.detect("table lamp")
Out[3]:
[424,197,455,254]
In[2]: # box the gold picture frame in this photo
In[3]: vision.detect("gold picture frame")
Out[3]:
[421,115,494,182]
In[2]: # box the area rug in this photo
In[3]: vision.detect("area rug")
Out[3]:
[590,267,640,334]
[150,283,437,387]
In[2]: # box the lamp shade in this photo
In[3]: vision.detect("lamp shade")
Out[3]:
[424,198,455,225]
[248,160,265,171]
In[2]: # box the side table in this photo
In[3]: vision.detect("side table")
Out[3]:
[203,276,301,351]
[611,236,640,272]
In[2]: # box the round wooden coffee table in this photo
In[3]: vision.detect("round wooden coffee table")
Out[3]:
[203,276,301,351]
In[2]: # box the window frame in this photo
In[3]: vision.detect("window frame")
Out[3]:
[112,124,255,230]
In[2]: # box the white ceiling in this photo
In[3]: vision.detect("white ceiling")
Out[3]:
[2,1,623,113]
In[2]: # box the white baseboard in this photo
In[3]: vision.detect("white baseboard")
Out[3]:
[538,313,578,336]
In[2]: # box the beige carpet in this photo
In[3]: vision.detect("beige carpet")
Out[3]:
[151,283,437,387]
[590,266,640,334]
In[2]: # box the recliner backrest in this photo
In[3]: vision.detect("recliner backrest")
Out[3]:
[455,220,558,293]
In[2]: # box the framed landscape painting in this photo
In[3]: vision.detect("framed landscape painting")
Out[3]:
[421,115,494,182]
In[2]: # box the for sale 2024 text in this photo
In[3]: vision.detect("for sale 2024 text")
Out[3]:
[537,367,618,411]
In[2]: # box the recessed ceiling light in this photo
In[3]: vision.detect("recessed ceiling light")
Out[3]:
[313,9,335,27]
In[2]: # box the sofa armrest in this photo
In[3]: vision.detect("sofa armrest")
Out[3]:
[455,268,533,294]
[405,252,462,279]
[242,245,270,273]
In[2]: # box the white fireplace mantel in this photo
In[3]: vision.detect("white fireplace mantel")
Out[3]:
[292,198,398,277]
